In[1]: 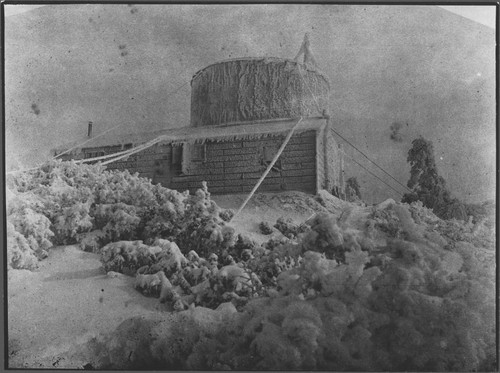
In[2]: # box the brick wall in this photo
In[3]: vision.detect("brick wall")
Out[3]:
[110,144,172,184]
[71,130,318,195]
[74,143,175,186]
[170,130,318,194]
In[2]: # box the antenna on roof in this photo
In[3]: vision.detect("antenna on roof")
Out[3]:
[88,121,93,138]
[293,33,318,69]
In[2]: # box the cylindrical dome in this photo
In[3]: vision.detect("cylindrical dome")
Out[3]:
[190,57,330,127]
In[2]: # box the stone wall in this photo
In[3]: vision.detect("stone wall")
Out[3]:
[78,130,318,195]
[170,130,318,194]
[66,143,175,186]
[110,144,173,184]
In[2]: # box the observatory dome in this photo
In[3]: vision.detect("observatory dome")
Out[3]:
[190,57,330,127]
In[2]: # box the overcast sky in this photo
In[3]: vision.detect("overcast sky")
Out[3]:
[4,3,496,203]
[4,4,496,29]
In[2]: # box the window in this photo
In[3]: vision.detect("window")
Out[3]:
[191,143,206,162]
[172,144,183,176]
[84,151,105,159]
[263,146,275,162]
[262,145,282,172]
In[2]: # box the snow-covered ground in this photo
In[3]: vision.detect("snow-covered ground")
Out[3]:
[8,191,336,368]
[7,188,496,370]
[8,245,171,368]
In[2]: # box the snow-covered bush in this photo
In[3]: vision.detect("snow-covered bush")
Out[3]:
[99,237,263,311]
[6,160,234,267]
[94,203,141,243]
[218,208,234,222]
[91,200,495,371]
[134,271,164,297]
[100,240,165,275]
[92,302,240,370]
[78,230,107,253]
[300,213,347,261]
[6,161,496,370]
[175,216,236,258]
[6,222,40,270]
[7,192,54,266]
[53,202,94,244]
[258,221,273,235]
[274,216,309,239]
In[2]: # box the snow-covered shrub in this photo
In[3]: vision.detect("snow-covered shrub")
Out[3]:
[134,271,164,297]
[371,206,409,239]
[408,200,495,250]
[53,202,94,244]
[259,221,273,235]
[93,169,157,207]
[139,203,183,243]
[300,213,347,262]
[218,208,234,222]
[7,161,236,267]
[100,240,164,275]
[90,199,495,371]
[148,239,188,276]
[92,302,240,370]
[6,222,40,270]
[175,216,236,258]
[94,203,141,243]
[245,241,301,288]
[274,216,309,239]
[229,234,259,260]
[6,160,100,252]
[78,230,107,253]
[7,193,54,260]
[138,181,234,259]
[7,160,496,370]
[2,162,196,262]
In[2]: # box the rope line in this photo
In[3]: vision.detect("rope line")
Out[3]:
[100,137,165,166]
[296,65,412,195]
[230,117,304,222]
[331,128,412,194]
[7,139,163,174]
[56,80,190,161]
[341,150,405,197]
[53,122,126,160]
[75,140,161,164]
[8,79,191,175]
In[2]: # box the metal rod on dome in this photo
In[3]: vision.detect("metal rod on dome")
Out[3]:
[230,117,303,222]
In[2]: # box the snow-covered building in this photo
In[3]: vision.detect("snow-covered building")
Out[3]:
[55,38,343,195]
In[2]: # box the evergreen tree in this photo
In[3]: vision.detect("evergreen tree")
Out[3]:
[402,137,467,220]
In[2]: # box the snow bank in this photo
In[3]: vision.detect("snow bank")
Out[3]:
[7,160,496,371]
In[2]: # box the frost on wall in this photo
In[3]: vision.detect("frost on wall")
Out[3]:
[191,58,330,127]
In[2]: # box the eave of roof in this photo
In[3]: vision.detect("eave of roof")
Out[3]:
[54,117,327,154]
